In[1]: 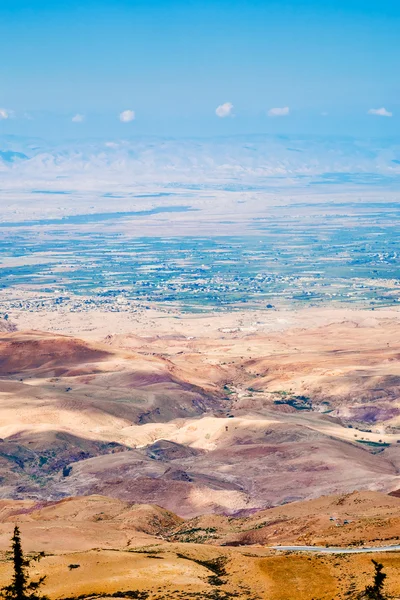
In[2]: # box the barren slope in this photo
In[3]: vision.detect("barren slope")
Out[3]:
[0,493,400,600]
[0,308,400,515]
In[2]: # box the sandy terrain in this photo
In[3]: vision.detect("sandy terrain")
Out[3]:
[1,547,400,600]
[0,493,400,599]
[0,307,399,597]
[0,307,399,518]
[9,302,400,340]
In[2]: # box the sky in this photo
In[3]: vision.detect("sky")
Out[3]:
[0,0,399,138]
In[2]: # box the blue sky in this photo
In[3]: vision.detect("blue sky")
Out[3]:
[0,0,399,138]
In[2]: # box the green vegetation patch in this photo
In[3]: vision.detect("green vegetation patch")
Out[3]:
[356,440,390,448]
[273,392,312,410]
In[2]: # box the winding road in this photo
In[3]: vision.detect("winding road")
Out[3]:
[271,545,400,554]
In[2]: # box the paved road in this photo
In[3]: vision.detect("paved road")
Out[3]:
[271,545,400,554]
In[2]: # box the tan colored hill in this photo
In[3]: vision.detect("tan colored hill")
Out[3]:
[103,308,400,425]
[47,418,398,517]
[0,493,400,599]
[0,308,400,517]
[170,490,400,548]
[0,495,182,553]
[1,490,400,552]
[2,546,400,600]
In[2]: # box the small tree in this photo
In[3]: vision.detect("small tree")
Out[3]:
[1,526,48,600]
[357,560,387,600]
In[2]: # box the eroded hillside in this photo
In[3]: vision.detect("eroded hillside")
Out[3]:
[0,493,400,600]
[0,308,400,516]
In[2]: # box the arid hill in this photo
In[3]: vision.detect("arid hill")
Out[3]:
[0,308,400,516]
[0,493,400,600]
[0,490,398,551]
[170,489,400,548]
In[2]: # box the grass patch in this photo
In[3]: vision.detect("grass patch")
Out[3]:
[356,440,390,448]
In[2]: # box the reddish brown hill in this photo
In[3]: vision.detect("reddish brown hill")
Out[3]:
[0,331,110,375]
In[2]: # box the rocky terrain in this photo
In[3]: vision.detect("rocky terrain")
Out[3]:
[0,308,399,598]
[4,489,399,551]
[0,308,400,518]
[0,492,400,599]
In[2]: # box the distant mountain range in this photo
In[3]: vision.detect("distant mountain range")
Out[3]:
[1,134,400,189]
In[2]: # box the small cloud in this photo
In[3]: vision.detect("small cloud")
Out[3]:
[215,102,234,118]
[321,111,328,116]
[119,109,135,122]
[72,113,85,123]
[105,142,119,149]
[0,108,11,120]
[368,107,392,117]
[268,106,290,117]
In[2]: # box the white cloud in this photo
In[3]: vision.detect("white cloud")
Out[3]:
[215,102,234,118]
[368,107,392,117]
[0,108,11,120]
[268,106,290,117]
[72,113,85,123]
[119,109,135,122]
